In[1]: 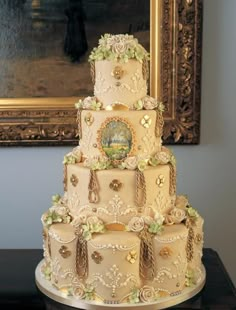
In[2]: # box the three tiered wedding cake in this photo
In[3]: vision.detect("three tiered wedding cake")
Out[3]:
[38,34,204,307]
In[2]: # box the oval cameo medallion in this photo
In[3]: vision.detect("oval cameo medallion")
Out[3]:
[98,118,134,161]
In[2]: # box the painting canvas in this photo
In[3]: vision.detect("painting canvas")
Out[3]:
[0,0,150,98]
[100,120,133,160]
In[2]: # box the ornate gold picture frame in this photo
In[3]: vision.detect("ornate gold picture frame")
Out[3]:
[0,0,202,146]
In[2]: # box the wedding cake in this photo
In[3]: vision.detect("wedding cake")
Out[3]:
[39,34,204,306]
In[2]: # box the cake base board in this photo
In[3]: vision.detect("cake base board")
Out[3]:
[35,259,206,310]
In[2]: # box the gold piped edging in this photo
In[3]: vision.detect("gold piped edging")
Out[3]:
[35,259,206,310]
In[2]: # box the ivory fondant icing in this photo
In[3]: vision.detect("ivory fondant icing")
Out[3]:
[48,224,78,289]
[94,60,147,108]
[87,231,141,302]
[65,163,175,223]
[39,34,204,307]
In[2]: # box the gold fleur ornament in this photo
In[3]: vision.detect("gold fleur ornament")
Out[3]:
[109,179,122,191]
[140,115,152,128]
[159,247,172,259]
[157,175,165,187]
[126,250,137,264]
[84,112,94,126]
[91,251,103,264]
[112,65,124,80]
[70,174,78,187]
[59,246,71,258]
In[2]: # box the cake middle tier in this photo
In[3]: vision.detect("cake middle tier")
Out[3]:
[78,110,163,161]
[65,164,176,224]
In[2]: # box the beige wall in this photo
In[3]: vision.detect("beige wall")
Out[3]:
[0,0,235,286]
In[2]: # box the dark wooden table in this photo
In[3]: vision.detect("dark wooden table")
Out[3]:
[0,248,235,309]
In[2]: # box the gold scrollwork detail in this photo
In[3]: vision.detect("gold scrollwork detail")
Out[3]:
[0,108,78,146]
[161,0,202,144]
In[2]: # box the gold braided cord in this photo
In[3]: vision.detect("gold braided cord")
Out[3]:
[88,170,100,203]
[76,230,88,278]
[169,163,176,195]
[63,164,68,192]
[139,230,155,280]
[186,227,194,262]
[90,61,95,84]
[155,110,164,138]
[135,170,146,212]
[76,109,82,140]
[142,59,149,81]
[48,234,51,258]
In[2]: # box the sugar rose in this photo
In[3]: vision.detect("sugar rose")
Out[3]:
[73,284,85,299]
[82,96,92,109]
[108,36,127,54]
[143,96,158,110]
[169,207,186,224]
[128,217,145,232]
[123,156,138,170]
[155,151,170,164]
[139,286,156,302]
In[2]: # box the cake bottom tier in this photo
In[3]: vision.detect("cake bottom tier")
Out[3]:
[36,261,206,309]
[41,218,204,304]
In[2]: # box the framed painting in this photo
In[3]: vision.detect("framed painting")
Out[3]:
[0,0,202,146]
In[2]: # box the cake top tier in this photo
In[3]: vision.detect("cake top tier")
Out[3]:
[88,34,150,108]
[89,33,149,63]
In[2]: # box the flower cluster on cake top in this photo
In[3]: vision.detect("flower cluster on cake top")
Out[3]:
[89,33,150,63]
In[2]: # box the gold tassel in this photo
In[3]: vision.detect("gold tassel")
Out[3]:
[90,61,95,84]
[142,59,149,81]
[139,230,155,280]
[155,110,164,138]
[76,229,88,278]
[88,170,99,203]
[76,109,82,140]
[135,170,146,212]
[63,165,68,192]
[48,234,51,258]
[169,163,176,195]
[186,227,194,262]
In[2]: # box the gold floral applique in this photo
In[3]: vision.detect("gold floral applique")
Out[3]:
[91,251,103,264]
[109,179,122,191]
[84,113,94,126]
[59,246,71,258]
[70,174,78,187]
[140,115,152,128]
[126,250,137,264]
[112,66,124,80]
[159,247,172,259]
[156,175,165,187]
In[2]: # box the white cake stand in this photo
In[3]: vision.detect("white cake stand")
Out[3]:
[35,259,206,310]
